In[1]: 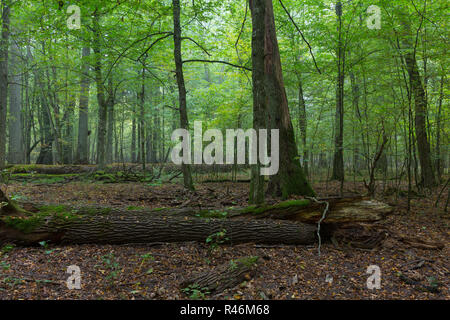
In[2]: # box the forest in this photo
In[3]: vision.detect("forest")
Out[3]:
[0,0,448,301]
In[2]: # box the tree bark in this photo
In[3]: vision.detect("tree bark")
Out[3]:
[7,37,23,164]
[0,0,10,168]
[249,0,266,205]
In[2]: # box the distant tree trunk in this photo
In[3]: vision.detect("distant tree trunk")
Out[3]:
[75,46,91,164]
[7,38,23,164]
[36,97,54,165]
[258,0,314,199]
[131,102,136,163]
[349,71,363,171]
[24,44,32,164]
[249,0,266,205]
[61,93,75,164]
[139,67,146,171]
[92,10,107,170]
[331,1,345,182]
[172,0,194,191]
[298,77,308,176]
[106,75,115,164]
[0,1,10,168]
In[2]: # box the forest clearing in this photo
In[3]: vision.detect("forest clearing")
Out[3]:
[0,0,448,305]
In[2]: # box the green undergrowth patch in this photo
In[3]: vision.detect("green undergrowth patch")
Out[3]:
[229,256,259,271]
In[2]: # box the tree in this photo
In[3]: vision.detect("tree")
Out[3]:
[331,1,345,183]
[0,0,10,168]
[251,0,314,199]
[92,9,108,170]
[7,36,23,164]
[399,9,436,188]
[75,47,91,165]
[172,0,194,191]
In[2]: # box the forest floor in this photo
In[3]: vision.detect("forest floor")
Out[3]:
[0,173,448,300]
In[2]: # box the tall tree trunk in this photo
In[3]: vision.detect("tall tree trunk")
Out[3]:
[172,0,194,191]
[7,37,23,164]
[331,1,345,182]
[258,0,314,199]
[0,0,10,168]
[249,0,267,204]
[402,49,436,188]
[75,46,91,164]
[92,10,107,170]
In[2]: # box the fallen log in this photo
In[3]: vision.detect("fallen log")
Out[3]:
[235,197,392,223]
[15,196,392,225]
[0,211,321,246]
[181,256,259,294]
[0,193,390,246]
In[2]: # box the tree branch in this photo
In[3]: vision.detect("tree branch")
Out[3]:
[278,0,321,74]
[182,59,252,71]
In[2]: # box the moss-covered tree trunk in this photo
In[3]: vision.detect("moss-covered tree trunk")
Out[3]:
[255,0,314,199]
[0,193,392,246]
[0,212,319,246]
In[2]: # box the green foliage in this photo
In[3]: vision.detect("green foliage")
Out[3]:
[0,244,15,255]
[0,261,11,271]
[181,283,210,300]
[206,229,229,253]
[101,253,121,285]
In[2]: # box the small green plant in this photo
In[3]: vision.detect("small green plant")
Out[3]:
[9,193,28,201]
[1,244,15,255]
[38,241,55,255]
[181,283,210,300]
[206,229,229,254]
[138,253,155,272]
[0,261,10,271]
[101,253,121,285]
